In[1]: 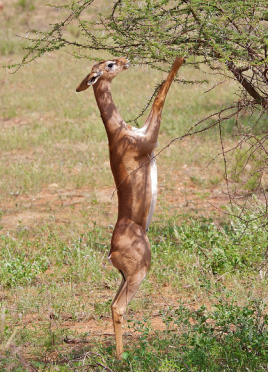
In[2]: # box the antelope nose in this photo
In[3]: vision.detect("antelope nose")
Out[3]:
[124,60,131,69]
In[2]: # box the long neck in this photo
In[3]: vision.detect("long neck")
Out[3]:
[93,79,124,139]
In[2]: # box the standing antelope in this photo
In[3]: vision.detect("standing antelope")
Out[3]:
[76,56,184,359]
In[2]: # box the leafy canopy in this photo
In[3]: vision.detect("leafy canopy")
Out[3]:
[8,0,268,109]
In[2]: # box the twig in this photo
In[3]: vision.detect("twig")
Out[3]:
[203,79,227,94]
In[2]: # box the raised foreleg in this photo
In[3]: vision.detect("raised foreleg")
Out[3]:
[143,57,184,148]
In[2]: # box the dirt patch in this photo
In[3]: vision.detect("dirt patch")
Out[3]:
[1,176,229,233]
[2,211,50,229]
[1,187,118,232]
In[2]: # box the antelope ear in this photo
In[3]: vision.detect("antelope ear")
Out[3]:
[76,71,102,92]
[76,73,91,92]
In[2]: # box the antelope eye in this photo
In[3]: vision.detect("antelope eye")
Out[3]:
[90,76,95,83]
[108,63,114,68]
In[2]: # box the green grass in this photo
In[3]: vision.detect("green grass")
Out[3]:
[1,212,268,371]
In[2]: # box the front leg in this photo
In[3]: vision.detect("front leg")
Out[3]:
[143,57,184,147]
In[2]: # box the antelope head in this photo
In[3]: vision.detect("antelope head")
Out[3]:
[76,57,130,92]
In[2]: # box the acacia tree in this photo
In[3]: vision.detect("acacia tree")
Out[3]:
[9,0,268,107]
[8,0,268,226]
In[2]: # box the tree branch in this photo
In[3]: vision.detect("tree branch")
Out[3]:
[226,61,268,111]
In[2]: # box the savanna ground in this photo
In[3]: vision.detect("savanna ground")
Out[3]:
[1,1,268,371]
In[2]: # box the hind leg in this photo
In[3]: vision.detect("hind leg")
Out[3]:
[111,267,148,360]
[111,273,126,306]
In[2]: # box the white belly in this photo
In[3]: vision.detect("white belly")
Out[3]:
[146,152,157,231]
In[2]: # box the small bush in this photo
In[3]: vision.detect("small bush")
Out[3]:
[118,299,268,371]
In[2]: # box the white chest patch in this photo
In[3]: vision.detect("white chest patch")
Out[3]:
[146,151,158,231]
[131,125,147,136]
